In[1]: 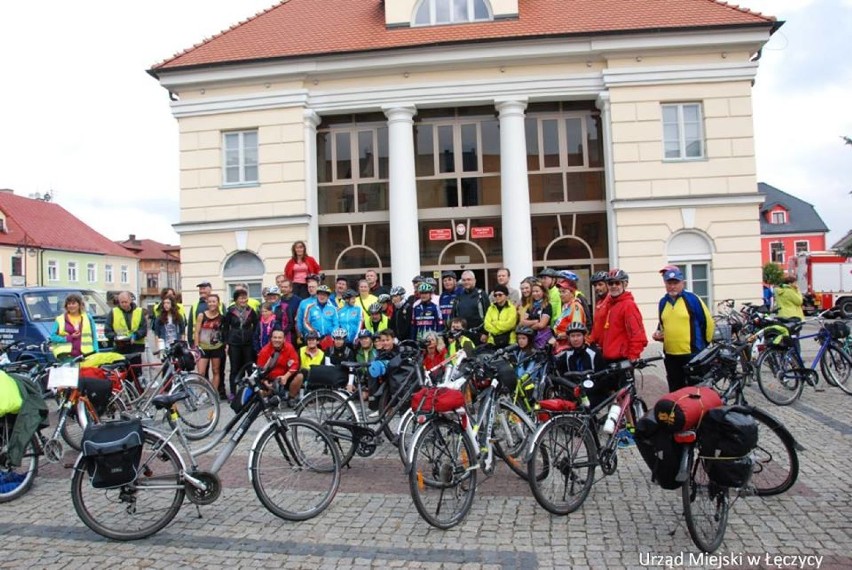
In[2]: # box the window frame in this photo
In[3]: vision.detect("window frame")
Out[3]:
[47,260,58,282]
[222,129,259,187]
[770,242,785,264]
[661,102,705,161]
[412,0,493,27]
[120,265,129,285]
[771,211,787,224]
[67,261,78,282]
[104,264,113,284]
[795,240,809,255]
[87,262,97,283]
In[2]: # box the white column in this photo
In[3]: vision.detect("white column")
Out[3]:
[595,92,618,267]
[382,105,421,287]
[303,109,321,263]
[496,98,533,281]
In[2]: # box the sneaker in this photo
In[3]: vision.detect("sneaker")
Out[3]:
[616,429,635,449]
[367,410,380,419]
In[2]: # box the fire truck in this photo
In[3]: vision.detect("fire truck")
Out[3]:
[789,252,852,318]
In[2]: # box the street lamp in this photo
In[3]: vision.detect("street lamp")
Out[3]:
[13,234,38,287]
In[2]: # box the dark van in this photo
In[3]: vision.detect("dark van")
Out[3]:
[0,287,111,361]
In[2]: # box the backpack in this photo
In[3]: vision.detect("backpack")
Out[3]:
[697,407,758,487]
[82,419,144,489]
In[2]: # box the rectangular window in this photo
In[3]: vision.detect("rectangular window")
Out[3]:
[120,265,129,284]
[11,256,22,277]
[223,130,259,185]
[68,261,78,282]
[770,242,785,264]
[795,241,809,255]
[87,263,97,283]
[146,272,159,290]
[771,211,786,224]
[684,263,711,307]
[47,260,58,281]
[318,125,390,215]
[662,103,704,160]
[105,264,113,283]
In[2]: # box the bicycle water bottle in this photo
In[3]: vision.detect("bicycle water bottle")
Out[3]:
[580,379,594,409]
[603,404,621,434]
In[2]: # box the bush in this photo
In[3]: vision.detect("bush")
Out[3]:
[762,262,784,286]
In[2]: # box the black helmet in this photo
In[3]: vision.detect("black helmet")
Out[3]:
[515,326,535,339]
[566,321,587,334]
[606,268,629,282]
[304,331,320,340]
[357,329,373,339]
[590,271,609,284]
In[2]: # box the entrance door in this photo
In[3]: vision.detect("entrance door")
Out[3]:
[427,240,494,291]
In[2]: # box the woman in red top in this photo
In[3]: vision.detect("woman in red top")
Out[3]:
[284,241,321,299]
[422,331,448,383]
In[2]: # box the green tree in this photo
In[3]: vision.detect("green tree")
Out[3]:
[763,262,784,285]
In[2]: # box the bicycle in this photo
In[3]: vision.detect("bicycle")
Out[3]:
[0,366,46,503]
[524,356,662,516]
[755,311,852,405]
[70,361,342,541]
[405,346,537,529]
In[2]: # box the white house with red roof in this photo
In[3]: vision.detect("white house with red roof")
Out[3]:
[116,234,181,309]
[0,190,139,295]
[148,0,781,322]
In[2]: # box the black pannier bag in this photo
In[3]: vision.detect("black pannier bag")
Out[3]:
[634,411,683,490]
[78,376,114,416]
[305,366,347,391]
[698,407,759,488]
[386,354,420,406]
[82,418,144,489]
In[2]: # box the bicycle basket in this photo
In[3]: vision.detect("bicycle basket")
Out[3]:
[826,320,850,340]
[82,418,144,489]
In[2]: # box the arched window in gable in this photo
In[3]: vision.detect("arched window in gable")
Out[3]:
[413,0,492,27]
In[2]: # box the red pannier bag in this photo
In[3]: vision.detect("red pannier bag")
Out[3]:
[536,399,578,422]
[411,387,466,414]
[653,386,722,432]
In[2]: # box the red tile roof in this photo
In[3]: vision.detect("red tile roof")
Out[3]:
[152,0,776,72]
[116,237,180,261]
[0,192,132,257]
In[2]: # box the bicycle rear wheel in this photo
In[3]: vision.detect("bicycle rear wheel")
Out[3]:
[526,416,595,515]
[0,419,39,504]
[748,408,799,496]
[493,400,536,481]
[169,374,220,440]
[296,390,358,466]
[71,430,185,540]
[682,446,729,553]
[819,343,852,395]
[408,417,477,529]
[756,348,803,406]
[250,418,341,521]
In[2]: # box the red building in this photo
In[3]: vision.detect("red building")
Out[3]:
[758,183,828,266]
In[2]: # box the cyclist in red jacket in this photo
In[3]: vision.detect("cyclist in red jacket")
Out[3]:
[599,269,648,363]
[257,329,301,403]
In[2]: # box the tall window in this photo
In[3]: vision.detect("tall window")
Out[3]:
[11,256,22,277]
[47,260,58,281]
[667,231,714,306]
[87,263,97,283]
[413,0,492,26]
[795,241,809,255]
[317,125,389,214]
[146,272,159,290]
[105,264,113,283]
[770,242,785,264]
[223,130,258,186]
[662,103,704,160]
[120,265,129,284]
[771,211,786,224]
[68,261,78,282]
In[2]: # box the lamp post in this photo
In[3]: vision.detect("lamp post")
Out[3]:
[14,234,38,287]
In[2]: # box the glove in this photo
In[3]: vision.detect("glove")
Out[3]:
[129,333,137,342]
[368,360,388,378]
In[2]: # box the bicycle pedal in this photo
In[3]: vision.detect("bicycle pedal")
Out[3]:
[814,387,826,392]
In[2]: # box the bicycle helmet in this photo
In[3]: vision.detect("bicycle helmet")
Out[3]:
[390,285,406,297]
[377,294,391,304]
[566,321,587,334]
[417,282,434,293]
[538,267,559,278]
[357,329,374,339]
[316,284,332,294]
[342,288,358,299]
[605,268,629,282]
[304,331,320,340]
[331,327,348,340]
[262,286,280,296]
[368,302,383,314]
[559,270,579,283]
[515,326,535,339]
[590,271,609,284]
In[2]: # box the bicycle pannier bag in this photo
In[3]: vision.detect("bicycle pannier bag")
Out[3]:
[411,387,465,414]
[0,371,23,417]
[634,411,683,490]
[231,384,254,413]
[78,376,114,416]
[698,407,759,488]
[82,418,144,489]
[653,386,722,432]
[306,365,347,391]
[387,355,420,405]
[827,320,850,340]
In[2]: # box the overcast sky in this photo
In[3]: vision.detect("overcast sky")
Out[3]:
[0,0,849,247]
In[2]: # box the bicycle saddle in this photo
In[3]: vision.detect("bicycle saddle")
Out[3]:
[151,391,190,410]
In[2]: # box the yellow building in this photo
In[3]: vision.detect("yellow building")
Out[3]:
[149,0,779,326]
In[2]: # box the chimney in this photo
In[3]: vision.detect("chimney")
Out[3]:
[129,234,136,242]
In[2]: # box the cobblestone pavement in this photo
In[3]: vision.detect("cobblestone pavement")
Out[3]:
[1,337,851,569]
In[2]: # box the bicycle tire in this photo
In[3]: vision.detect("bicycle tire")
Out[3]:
[682,446,729,553]
[71,430,185,541]
[396,408,417,468]
[755,348,803,406]
[526,416,595,515]
[819,343,852,395]
[250,418,341,521]
[296,390,358,466]
[62,396,129,452]
[408,417,477,529]
[0,430,39,504]
[492,400,536,481]
[748,407,799,496]
[168,375,220,440]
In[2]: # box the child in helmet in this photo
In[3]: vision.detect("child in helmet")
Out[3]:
[326,327,355,366]
[557,321,604,376]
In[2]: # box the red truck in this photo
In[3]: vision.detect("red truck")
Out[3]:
[789,252,852,318]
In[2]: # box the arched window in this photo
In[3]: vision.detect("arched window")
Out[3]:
[666,231,714,306]
[412,0,492,26]
[223,251,265,300]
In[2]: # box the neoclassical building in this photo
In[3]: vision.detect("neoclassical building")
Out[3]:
[149,0,779,324]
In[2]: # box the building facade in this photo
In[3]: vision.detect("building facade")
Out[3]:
[150,0,779,324]
[117,235,182,310]
[758,182,828,267]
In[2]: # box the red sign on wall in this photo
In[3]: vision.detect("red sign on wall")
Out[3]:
[470,226,494,239]
[429,228,453,241]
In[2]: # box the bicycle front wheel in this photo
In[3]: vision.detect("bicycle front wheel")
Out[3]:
[250,418,341,521]
[169,375,220,440]
[756,348,803,406]
[526,416,596,515]
[408,417,477,530]
[0,428,39,504]
[819,343,852,395]
[296,390,358,466]
[749,408,799,496]
[71,430,185,540]
[493,400,536,481]
[682,446,729,554]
